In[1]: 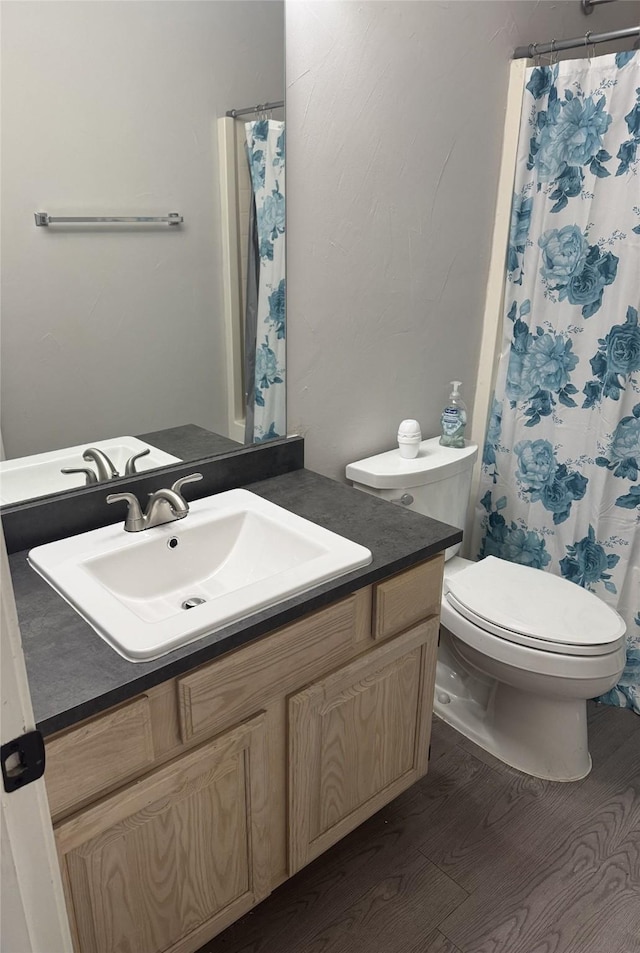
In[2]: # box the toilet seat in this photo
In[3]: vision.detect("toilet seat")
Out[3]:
[445,556,626,658]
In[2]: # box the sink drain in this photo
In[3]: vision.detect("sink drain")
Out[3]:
[182,596,206,610]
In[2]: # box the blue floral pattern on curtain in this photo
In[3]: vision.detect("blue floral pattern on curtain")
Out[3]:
[245,120,286,442]
[475,52,640,714]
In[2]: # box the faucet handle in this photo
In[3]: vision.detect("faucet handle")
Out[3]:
[106,492,145,532]
[124,448,151,476]
[171,473,203,498]
[61,466,99,486]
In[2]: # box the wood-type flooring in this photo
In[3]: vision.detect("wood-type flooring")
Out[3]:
[199,702,640,953]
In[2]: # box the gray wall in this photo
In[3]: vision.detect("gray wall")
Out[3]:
[0,1,284,458]
[285,0,638,482]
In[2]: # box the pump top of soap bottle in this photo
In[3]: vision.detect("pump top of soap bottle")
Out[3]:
[397,419,422,458]
[439,381,468,448]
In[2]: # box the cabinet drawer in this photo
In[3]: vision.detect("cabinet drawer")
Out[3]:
[46,696,155,818]
[373,556,443,641]
[178,589,371,743]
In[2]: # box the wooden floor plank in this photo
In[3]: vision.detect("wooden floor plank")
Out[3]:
[420,709,640,895]
[429,715,465,765]
[587,701,640,770]
[406,932,463,953]
[291,850,466,953]
[416,768,551,893]
[439,735,640,953]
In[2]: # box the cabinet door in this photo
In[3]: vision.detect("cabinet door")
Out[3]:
[55,712,270,953]
[289,619,438,874]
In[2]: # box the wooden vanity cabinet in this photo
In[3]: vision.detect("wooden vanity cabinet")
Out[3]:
[46,555,443,953]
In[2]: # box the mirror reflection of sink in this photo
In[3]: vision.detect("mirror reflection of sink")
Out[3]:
[0,437,181,505]
[28,489,373,661]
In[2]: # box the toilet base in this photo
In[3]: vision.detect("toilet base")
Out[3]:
[434,643,592,782]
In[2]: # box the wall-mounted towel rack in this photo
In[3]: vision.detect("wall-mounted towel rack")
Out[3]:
[582,0,618,14]
[34,212,184,227]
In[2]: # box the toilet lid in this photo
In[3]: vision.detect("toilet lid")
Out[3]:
[445,556,626,655]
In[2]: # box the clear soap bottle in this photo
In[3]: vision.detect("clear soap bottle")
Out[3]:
[439,381,467,448]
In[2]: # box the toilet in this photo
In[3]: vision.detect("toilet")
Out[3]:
[346,436,627,782]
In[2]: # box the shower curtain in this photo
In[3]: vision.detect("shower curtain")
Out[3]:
[244,119,286,443]
[476,51,640,713]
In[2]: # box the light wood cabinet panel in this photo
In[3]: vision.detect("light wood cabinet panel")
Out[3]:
[47,560,444,950]
[178,589,370,743]
[373,555,443,641]
[55,713,270,953]
[46,696,155,819]
[288,618,439,874]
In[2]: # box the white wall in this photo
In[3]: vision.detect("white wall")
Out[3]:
[285,0,638,482]
[0,0,284,458]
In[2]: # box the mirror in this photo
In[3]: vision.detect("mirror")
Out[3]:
[0,0,285,505]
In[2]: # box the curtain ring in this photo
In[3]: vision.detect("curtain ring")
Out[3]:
[531,42,540,67]
[549,38,557,66]
[585,31,594,60]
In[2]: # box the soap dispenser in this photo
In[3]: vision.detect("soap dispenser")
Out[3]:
[439,381,467,448]
[397,419,422,458]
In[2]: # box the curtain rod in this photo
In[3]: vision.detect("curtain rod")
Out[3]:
[226,100,284,119]
[514,25,639,60]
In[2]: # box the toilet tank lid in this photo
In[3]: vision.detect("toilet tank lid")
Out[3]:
[346,437,478,489]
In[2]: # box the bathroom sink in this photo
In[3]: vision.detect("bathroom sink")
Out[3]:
[28,489,373,661]
[0,437,181,505]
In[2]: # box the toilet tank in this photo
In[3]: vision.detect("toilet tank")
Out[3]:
[346,436,478,560]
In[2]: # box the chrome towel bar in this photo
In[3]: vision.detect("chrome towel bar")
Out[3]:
[34,212,183,227]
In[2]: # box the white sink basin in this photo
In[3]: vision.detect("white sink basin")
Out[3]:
[28,489,373,661]
[0,437,181,505]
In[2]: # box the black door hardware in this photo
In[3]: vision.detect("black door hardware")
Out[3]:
[1,730,46,793]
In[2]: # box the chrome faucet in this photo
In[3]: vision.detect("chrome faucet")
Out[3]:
[61,447,153,486]
[83,448,119,482]
[107,473,203,532]
[61,447,119,485]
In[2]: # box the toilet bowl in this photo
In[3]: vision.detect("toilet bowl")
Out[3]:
[346,437,627,781]
[437,555,626,780]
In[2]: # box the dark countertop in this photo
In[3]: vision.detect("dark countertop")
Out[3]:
[138,424,243,461]
[10,469,461,737]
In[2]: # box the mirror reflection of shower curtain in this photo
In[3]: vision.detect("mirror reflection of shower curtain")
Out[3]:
[244,189,260,443]
[244,120,286,443]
